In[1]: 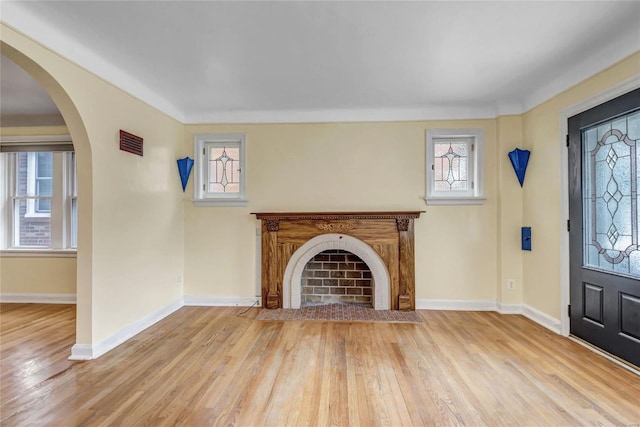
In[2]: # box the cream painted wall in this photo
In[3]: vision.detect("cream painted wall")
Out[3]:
[1,126,76,295]
[496,116,525,306]
[2,24,185,345]
[184,120,501,303]
[522,52,640,319]
[1,257,76,294]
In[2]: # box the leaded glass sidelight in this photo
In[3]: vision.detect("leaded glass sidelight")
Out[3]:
[208,146,240,194]
[433,138,470,191]
[582,110,640,277]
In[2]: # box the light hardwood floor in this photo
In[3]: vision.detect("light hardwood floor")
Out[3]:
[1,303,638,426]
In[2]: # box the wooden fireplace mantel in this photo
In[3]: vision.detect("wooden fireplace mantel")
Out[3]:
[253,211,423,311]
[253,211,423,221]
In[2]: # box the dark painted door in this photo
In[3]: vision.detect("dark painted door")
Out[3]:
[568,88,640,367]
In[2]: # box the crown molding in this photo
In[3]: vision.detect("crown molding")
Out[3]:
[523,31,640,113]
[184,105,502,124]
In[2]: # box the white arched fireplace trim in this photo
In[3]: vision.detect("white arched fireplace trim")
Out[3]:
[283,233,390,310]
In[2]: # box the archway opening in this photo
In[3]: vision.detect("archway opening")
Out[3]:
[2,39,94,352]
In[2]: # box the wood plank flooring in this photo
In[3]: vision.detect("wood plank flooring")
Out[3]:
[1,303,638,426]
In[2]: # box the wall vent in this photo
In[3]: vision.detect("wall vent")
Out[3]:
[119,130,143,156]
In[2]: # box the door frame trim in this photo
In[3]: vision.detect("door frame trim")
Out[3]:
[558,74,640,336]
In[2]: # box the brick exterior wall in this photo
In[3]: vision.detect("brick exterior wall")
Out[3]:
[301,250,373,306]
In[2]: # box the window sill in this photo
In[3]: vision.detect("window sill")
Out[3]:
[0,249,77,258]
[24,214,51,219]
[424,196,486,206]
[193,199,249,207]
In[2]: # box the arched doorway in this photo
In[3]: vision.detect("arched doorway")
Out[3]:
[1,40,94,355]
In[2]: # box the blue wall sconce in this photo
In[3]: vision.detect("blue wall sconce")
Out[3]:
[522,227,532,251]
[508,148,531,187]
[177,157,194,192]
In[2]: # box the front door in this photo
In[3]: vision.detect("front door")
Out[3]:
[568,88,640,367]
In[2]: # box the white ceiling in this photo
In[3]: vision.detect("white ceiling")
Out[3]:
[0,55,65,127]
[1,1,639,125]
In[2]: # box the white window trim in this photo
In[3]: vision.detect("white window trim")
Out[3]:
[0,249,77,258]
[24,152,52,218]
[0,154,9,249]
[425,129,486,205]
[66,152,78,249]
[193,133,248,207]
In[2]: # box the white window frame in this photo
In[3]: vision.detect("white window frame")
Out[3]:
[67,151,78,249]
[1,148,77,253]
[25,152,53,217]
[425,129,485,205]
[193,133,247,207]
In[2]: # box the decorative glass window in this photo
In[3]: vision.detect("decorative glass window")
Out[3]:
[193,133,247,206]
[2,150,76,249]
[425,129,485,205]
[582,110,639,277]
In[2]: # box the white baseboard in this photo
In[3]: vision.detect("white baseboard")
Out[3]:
[0,293,76,304]
[417,299,561,334]
[68,344,93,361]
[64,296,561,360]
[522,304,562,334]
[184,295,262,307]
[69,297,184,361]
[496,302,524,315]
[416,299,497,311]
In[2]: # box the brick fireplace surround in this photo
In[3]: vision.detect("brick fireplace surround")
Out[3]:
[253,212,423,311]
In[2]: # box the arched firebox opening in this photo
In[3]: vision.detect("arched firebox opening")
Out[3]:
[283,233,390,310]
[301,249,373,307]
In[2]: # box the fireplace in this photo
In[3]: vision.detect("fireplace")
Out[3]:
[253,211,423,310]
[301,249,373,307]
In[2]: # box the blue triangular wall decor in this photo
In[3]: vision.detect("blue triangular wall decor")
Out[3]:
[177,157,194,192]
[508,148,530,187]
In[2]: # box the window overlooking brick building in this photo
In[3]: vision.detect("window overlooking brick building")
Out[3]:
[2,150,76,250]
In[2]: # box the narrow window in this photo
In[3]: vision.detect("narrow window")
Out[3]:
[426,129,485,205]
[193,134,247,206]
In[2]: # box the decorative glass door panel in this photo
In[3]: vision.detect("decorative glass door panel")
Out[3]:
[569,88,640,367]
[582,110,639,277]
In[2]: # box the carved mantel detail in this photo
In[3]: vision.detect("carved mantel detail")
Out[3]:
[265,219,280,232]
[253,211,424,311]
[396,219,410,232]
[315,220,356,232]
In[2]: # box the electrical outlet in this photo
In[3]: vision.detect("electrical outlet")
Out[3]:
[507,279,515,290]
[176,276,183,287]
